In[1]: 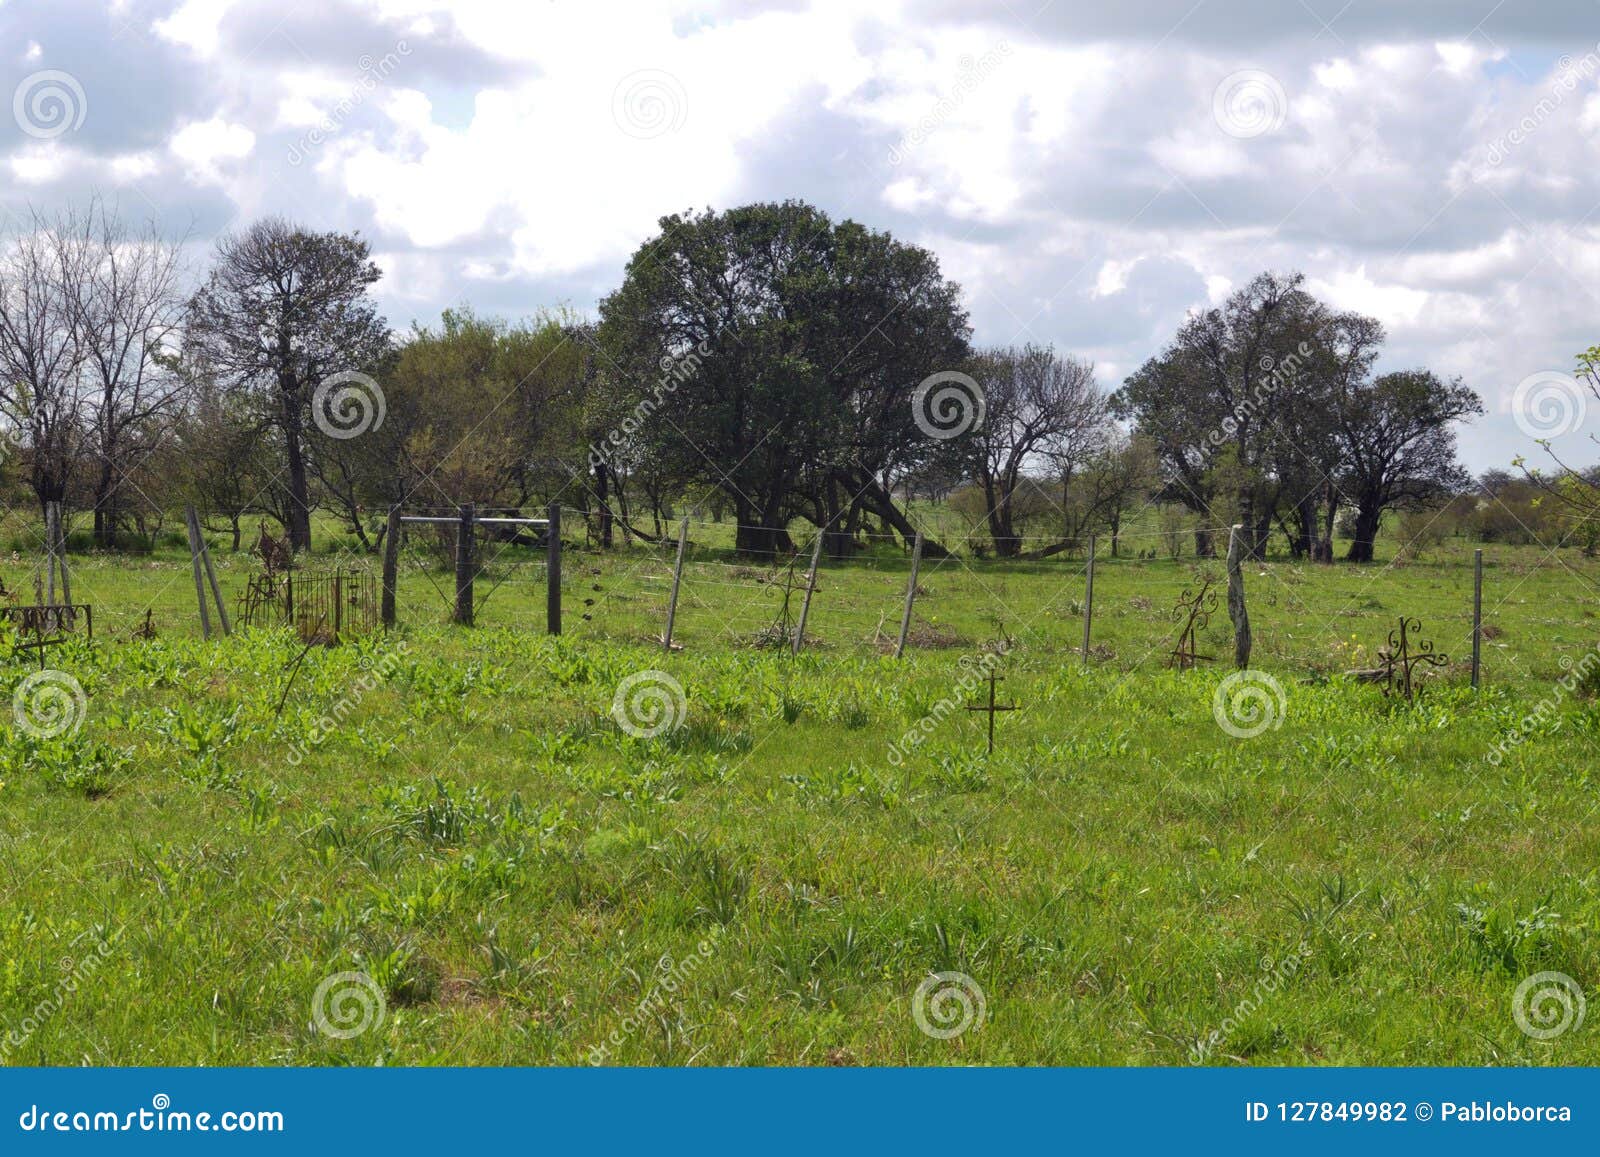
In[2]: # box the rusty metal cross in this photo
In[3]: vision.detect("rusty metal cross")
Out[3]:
[965,667,1017,754]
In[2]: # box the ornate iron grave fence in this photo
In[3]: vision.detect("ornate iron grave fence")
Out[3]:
[238,567,379,642]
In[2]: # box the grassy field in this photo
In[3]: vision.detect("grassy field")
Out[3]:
[1,520,1599,1065]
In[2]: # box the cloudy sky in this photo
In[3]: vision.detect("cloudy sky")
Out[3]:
[4,0,1600,471]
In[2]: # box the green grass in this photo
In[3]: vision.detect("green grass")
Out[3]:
[1,523,1599,1065]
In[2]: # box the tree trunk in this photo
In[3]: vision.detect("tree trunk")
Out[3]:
[853,475,949,557]
[1194,527,1215,558]
[984,478,1020,558]
[595,461,614,548]
[281,384,312,552]
[1227,525,1251,668]
[1346,501,1381,563]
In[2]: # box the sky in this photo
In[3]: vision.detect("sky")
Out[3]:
[4,0,1600,473]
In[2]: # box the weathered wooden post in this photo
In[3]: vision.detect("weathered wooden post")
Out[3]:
[381,505,400,628]
[895,533,924,659]
[454,502,474,626]
[546,502,562,636]
[1471,547,1483,690]
[332,567,343,638]
[662,516,688,650]
[792,529,823,656]
[1080,534,1096,666]
[1226,524,1251,669]
[184,505,213,640]
[200,532,231,637]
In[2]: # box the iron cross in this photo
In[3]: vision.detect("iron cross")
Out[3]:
[965,668,1017,754]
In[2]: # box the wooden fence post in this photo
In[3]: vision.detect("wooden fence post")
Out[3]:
[546,502,562,636]
[1080,534,1096,666]
[381,505,400,628]
[199,524,231,637]
[663,516,688,650]
[1227,524,1251,669]
[792,529,823,656]
[454,502,474,626]
[895,533,924,659]
[184,505,213,640]
[1472,547,1483,690]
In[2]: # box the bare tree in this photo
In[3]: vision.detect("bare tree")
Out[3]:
[0,208,90,519]
[56,199,189,546]
[966,344,1104,557]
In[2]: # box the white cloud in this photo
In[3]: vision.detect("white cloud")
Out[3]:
[152,0,232,57]
[169,117,256,182]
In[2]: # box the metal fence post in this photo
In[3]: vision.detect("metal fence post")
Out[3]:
[547,503,562,636]
[381,505,400,628]
[454,502,474,626]
[1080,534,1096,665]
[1472,547,1483,690]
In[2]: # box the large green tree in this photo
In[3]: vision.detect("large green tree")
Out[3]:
[598,202,969,555]
[1335,369,1481,562]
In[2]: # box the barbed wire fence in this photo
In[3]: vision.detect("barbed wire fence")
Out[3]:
[4,503,1596,692]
